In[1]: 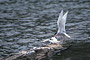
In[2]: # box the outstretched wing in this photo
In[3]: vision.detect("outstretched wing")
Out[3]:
[56,10,68,35]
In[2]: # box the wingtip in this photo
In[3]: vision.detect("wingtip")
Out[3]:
[57,10,64,23]
[64,11,69,16]
[60,10,63,15]
[66,11,69,14]
[59,10,63,16]
[61,10,69,14]
[62,11,69,22]
[61,10,63,13]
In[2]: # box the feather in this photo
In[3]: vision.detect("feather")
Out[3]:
[56,10,70,38]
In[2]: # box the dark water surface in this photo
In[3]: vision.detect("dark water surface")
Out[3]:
[0,0,90,60]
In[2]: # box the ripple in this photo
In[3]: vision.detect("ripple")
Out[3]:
[0,0,90,59]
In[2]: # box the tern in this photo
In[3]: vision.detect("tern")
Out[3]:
[56,10,70,38]
[42,10,71,44]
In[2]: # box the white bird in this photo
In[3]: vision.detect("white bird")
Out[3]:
[42,10,71,44]
[42,36,60,44]
[56,10,71,38]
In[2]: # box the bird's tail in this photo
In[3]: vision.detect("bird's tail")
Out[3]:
[64,33,71,38]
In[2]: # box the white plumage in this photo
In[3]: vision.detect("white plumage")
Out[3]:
[56,10,70,38]
[42,10,71,44]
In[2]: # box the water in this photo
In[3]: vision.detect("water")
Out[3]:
[0,0,90,60]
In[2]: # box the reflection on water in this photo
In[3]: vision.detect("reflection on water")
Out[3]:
[0,0,90,60]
